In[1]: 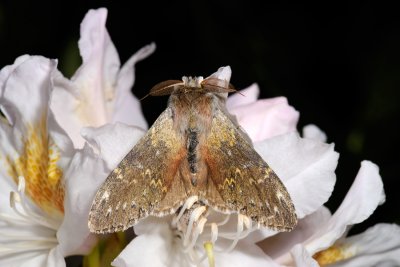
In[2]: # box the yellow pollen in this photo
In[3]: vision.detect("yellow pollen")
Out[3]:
[5,118,64,215]
[204,241,215,267]
[313,245,355,266]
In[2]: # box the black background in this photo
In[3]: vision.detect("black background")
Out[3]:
[1,0,399,254]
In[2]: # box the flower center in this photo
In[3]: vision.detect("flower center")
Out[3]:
[171,196,259,266]
[5,119,64,216]
[313,244,356,266]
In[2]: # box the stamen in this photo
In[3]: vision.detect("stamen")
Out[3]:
[0,176,60,256]
[172,195,198,227]
[210,223,218,243]
[204,241,215,267]
[172,199,261,266]
[8,176,60,230]
[183,205,207,247]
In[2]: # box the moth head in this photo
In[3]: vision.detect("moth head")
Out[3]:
[144,76,237,100]
[182,76,204,88]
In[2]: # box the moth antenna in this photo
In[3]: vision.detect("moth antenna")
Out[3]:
[149,80,183,96]
[139,93,151,101]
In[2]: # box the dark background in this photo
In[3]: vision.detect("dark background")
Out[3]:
[1,0,399,249]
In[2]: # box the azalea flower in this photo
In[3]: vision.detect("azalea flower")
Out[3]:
[51,8,154,148]
[0,56,107,266]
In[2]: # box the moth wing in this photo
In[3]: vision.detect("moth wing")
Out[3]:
[88,107,187,233]
[203,107,297,231]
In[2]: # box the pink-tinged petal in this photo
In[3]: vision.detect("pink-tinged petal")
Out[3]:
[206,66,232,81]
[57,145,107,256]
[290,244,319,267]
[113,43,156,129]
[328,224,400,267]
[81,123,145,171]
[226,83,259,110]
[228,93,299,142]
[260,207,332,262]
[304,161,384,255]
[302,124,327,143]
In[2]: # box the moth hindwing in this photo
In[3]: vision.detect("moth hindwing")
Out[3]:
[88,76,297,234]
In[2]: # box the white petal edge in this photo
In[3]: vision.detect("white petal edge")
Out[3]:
[302,124,327,143]
[329,224,400,267]
[260,206,332,261]
[112,43,156,129]
[290,244,319,267]
[57,145,107,256]
[304,160,384,255]
[81,122,146,171]
[244,132,338,243]
[207,66,232,82]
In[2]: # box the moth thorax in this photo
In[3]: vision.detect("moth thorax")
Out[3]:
[182,76,204,88]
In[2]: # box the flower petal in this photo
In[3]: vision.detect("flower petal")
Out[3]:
[226,83,259,110]
[304,161,384,255]
[113,43,155,129]
[290,244,319,267]
[302,124,327,143]
[0,56,56,131]
[248,133,338,243]
[206,66,232,81]
[229,92,299,142]
[51,8,150,148]
[112,221,175,267]
[328,224,400,267]
[57,145,107,256]
[255,132,338,219]
[260,206,332,261]
[81,123,145,171]
[215,242,281,267]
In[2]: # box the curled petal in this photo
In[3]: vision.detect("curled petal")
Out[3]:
[113,43,156,129]
[206,66,232,82]
[304,161,384,255]
[302,124,327,143]
[81,123,145,171]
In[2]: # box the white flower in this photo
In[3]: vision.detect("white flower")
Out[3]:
[51,8,155,148]
[0,56,106,266]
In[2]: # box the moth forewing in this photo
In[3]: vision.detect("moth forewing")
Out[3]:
[202,107,297,231]
[88,108,187,234]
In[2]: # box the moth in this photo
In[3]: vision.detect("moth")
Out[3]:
[88,76,297,234]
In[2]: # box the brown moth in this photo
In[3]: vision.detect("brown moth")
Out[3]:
[88,76,297,234]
